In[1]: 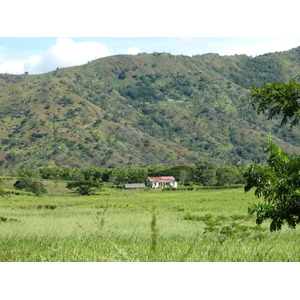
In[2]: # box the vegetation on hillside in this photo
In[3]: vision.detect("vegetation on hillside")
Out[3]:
[0,48,300,169]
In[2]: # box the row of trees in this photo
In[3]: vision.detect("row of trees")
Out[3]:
[9,163,246,187]
[1,163,247,197]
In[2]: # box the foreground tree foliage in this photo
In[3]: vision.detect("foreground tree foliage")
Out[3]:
[246,77,300,231]
[244,138,300,231]
[66,180,103,195]
[250,76,300,127]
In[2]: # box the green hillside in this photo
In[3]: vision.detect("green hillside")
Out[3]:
[0,47,300,169]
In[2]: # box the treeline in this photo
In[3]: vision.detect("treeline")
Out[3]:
[6,162,247,186]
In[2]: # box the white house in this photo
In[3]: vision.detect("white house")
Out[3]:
[146,176,177,188]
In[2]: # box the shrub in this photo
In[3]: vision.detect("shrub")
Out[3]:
[66,180,102,195]
[14,177,47,196]
[184,213,266,244]
[0,216,19,223]
[118,71,127,80]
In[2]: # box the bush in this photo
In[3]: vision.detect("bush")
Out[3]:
[184,213,266,244]
[14,177,47,196]
[66,180,102,195]
[118,71,127,80]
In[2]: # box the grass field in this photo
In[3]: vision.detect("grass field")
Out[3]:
[0,179,299,262]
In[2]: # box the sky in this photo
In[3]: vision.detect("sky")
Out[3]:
[1,0,300,75]
[1,37,300,75]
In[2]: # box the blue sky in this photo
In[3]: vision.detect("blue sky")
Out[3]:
[1,37,300,75]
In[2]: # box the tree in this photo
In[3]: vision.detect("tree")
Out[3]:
[196,160,217,186]
[250,76,300,127]
[179,169,189,186]
[109,168,128,186]
[14,177,47,196]
[66,180,102,195]
[244,138,300,231]
[118,70,127,80]
[216,166,240,186]
[245,77,300,230]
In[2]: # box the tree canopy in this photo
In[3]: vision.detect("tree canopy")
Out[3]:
[244,138,300,231]
[246,77,300,230]
[250,76,300,127]
[66,180,102,195]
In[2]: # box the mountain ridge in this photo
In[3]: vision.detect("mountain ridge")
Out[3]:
[0,47,300,169]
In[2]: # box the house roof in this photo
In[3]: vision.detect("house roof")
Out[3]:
[147,176,176,182]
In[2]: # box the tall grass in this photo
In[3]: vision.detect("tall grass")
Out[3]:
[0,184,299,261]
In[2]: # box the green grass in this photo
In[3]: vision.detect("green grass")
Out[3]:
[0,180,299,261]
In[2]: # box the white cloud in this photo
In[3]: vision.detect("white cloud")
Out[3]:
[127,47,141,55]
[0,59,26,74]
[0,38,111,74]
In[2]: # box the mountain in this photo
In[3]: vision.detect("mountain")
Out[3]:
[0,47,300,169]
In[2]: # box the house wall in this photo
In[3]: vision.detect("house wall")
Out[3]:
[146,180,177,188]
[170,181,177,188]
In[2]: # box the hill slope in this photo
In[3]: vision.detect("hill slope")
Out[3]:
[0,47,300,169]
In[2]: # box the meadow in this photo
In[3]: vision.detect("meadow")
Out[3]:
[0,178,299,262]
